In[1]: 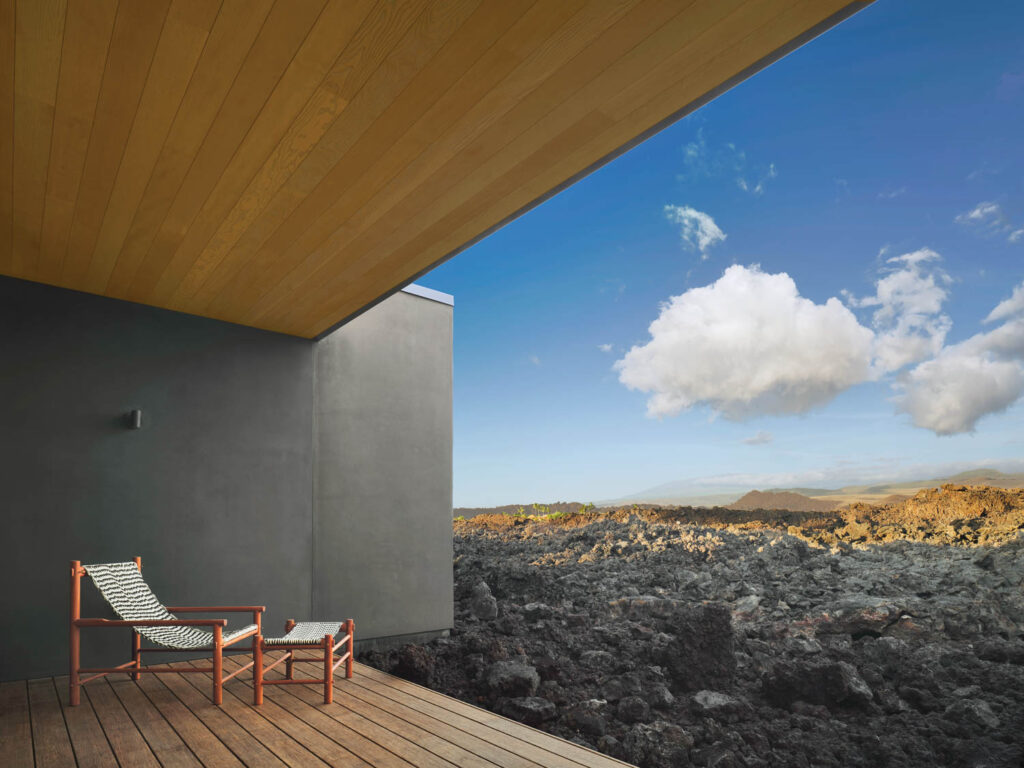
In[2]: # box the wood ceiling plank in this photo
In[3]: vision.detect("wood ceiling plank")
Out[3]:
[10,0,66,277]
[290,109,615,336]
[201,0,567,322]
[59,0,171,286]
[274,0,804,334]
[122,0,329,303]
[162,0,431,310]
[231,0,646,326]
[148,0,379,305]
[80,0,222,295]
[182,0,476,318]
[246,0,692,330]
[296,0,854,337]
[35,0,117,284]
[102,0,275,299]
[0,0,14,274]
[205,0,530,320]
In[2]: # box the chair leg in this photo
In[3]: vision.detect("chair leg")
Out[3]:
[69,561,81,706]
[253,639,263,706]
[345,620,354,679]
[131,630,141,681]
[212,625,223,705]
[323,634,333,705]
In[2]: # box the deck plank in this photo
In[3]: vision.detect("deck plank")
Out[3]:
[152,664,289,768]
[223,654,460,768]
[133,669,244,768]
[26,678,76,768]
[84,678,161,768]
[171,661,330,768]
[108,677,203,767]
[185,661,371,767]
[340,677,540,768]
[354,664,632,768]
[259,660,511,768]
[0,681,34,768]
[54,676,118,768]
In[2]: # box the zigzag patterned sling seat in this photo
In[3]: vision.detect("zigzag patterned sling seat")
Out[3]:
[84,562,257,648]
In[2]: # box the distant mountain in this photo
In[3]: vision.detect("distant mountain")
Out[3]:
[727,490,840,513]
[781,469,1024,501]
[609,467,1024,509]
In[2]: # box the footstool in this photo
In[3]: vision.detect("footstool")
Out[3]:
[255,619,354,705]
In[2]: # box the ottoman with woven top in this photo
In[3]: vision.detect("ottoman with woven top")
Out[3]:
[255,619,354,705]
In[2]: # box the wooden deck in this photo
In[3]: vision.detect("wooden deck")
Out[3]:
[1,656,632,767]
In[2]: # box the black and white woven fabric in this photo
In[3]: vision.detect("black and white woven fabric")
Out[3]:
[83,562,256,649]
[263,622,345,645]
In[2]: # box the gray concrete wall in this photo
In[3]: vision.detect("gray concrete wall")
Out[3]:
[313,290,454,640]
[0,277,315,680]
[0,276,453,681]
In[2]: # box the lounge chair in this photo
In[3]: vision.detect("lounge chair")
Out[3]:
[69,557,264,705]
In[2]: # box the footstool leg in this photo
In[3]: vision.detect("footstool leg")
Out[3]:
[284,620,295,680]
[323,634,333,704]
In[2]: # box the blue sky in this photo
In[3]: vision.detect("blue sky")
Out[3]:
[422,0,1024,508]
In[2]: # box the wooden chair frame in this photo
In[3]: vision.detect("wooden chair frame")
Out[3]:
[69,557,264,706]
[256,619,354,705]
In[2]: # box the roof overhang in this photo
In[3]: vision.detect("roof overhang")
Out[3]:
[0,0,871,338]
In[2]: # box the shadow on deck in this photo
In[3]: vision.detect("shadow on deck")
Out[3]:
[1,657,633,767]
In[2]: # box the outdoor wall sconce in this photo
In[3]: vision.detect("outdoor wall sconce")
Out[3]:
[126,409,143,429]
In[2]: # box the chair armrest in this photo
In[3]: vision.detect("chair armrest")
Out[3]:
[75,618,228,627]
[221,627,260,648]
[165,606,266,613]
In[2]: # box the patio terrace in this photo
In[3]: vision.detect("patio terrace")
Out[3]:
[1,657,632,768]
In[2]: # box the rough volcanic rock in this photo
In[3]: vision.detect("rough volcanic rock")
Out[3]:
[469,580,498,620]
[497,696,556,725]
[485,661,540,698]
[360,487,1024,768]
[763,660,874,710]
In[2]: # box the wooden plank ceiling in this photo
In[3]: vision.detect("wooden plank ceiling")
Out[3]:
[0,0,868,338]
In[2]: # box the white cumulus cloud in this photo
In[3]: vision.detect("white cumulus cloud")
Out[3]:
[895,281,1024,434]
[664,205,725,259]
[896,351,1024,435]
[615,265,874,420]
[846,248,952,374]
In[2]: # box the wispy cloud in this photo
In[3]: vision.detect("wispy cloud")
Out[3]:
[664,205,726,259]
[985,283,1024,324]
[834,178,850,202]
[598,343,613,353]
[529,355,541,366]
[966,163,999,182]
[679,129,777,196]
[955,201,1022,243]
[996,70,1024,101]
[737,163,776,196]
[878,186,907,200]
[742,431,773,446]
